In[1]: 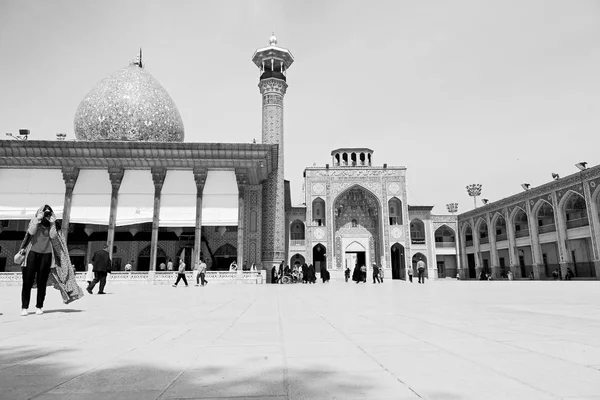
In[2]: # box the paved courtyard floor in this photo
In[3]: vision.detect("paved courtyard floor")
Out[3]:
[1,279,600,400]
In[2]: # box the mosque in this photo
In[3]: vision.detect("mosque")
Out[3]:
[1,36,598,282]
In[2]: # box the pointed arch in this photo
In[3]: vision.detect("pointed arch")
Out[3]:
[461,222,473,246]
[533,199,556,233]
[312,197,326,226]
[475,217,489,242]
[561,191,589,229]
[290,219,305,240]
[435,224,456,247]
[410,218,426,244]
[511,206,529,238]
[388,197,403,225]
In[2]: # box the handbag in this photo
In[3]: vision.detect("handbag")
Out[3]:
[14,250,26,265]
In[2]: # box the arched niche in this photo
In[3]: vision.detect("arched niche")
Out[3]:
[512,207,529,238]
[388,197,403,225]
[290,219,305,240]
[535,200,556,233]
[563,191,589,229]
[410,219,425,244]
[312,197,326,226]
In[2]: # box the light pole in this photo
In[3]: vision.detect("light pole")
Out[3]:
[466,184,482,209]
[446,203,458,215]
[5,129,30,140]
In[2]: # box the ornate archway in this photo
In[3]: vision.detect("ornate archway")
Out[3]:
[214,243,237,271]
[333,185,381,270]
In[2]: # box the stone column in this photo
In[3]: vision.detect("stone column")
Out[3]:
[551,191,570,278]
[584,181,600,278]
[236,170,248,279]
[107,167,124,261]
[454,222,462,279]
[458,223,469,279]
[193,168,207,267]
[471,217,482,279]
[61,166,79,245]
[526,200,543,279]
[505,208,520,279]
[486,213,500,278]
[150,168,166,276]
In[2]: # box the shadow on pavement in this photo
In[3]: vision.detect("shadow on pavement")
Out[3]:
[42,309,84,314]
[0,345,393,400]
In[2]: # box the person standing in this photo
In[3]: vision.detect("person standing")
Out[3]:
[372,263,381,284]
[167,258,173,271]
[379,266,384,282]
[230,260,238,271]
[172,260,188,287]
[124,259,133,273]
[360,264,367,283]
[271,265,278,284]
[407,265,413,283]
[19,206,57,315]
[159,261,166,271]
[87,244,111,294]
[192,261,200,286]
[198,258,208,286]
[417,258,426,284]
[344,266,350,282]
[320,264,330,283]
[301,263,308,283]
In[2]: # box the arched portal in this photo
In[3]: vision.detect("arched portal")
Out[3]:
[388,197,403,225]
[536,201,556,233]
[412,253,428,278]
[213,243,237,271]
[138,245,167,271]
[290,253,305,268]
[477,219,489,243]
[513,208,529,238]
[333,185,381,270]
[391,243,405,279]
[312,244,327,271]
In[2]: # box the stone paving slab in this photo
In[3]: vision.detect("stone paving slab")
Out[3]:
[1,280,600,399]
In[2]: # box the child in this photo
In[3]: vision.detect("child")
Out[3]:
[344,267,350,282]
[86,262,94,286]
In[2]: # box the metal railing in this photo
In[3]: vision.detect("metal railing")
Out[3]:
[290,239,305,247]
[290,233,305,240]
[435,242,456,248]
[479,237,489,244]
[496,233,508,241]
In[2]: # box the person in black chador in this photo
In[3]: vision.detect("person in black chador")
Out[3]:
[320,264,330,283]
[352,264,362,284]
[301,263,308,283]
[307,264,316,284]
[271,265,278,284]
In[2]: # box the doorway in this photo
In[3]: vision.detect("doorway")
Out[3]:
[313,244,327,271]
[467,253,476,279]
[391,243,405,279]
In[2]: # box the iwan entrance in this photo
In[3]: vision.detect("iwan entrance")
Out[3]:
[345,241,367,269]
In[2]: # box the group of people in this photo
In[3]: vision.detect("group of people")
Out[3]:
[269,262,331,284]
[345,263,384,284]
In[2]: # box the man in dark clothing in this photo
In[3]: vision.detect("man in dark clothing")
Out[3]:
[87,244,111,294]
[372,263,381,283]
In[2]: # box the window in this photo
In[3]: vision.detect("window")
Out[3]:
[352,219,358,227]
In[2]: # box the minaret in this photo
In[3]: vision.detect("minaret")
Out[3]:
[252,34,294,275]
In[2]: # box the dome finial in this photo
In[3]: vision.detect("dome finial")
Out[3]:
[130,48,143,68]
[269,32,277,45]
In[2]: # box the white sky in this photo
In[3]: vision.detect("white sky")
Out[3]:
[1,0,599,214]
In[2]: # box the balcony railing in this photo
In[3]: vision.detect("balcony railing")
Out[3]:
[290,233,305,240]
[538,224,556,234]
[496,233,508,241]
[411,238,426,245]
[290,239,305,247]
[479,237,489,244]
[514,229,529,238]
[465,240,473,247]
[566,218,590,229]
[435,242,456,248]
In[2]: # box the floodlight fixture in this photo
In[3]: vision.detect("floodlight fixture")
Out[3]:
[521,183,531,191]
[482,199,489,205]
[575,162,588,171]
[552,173,559,180]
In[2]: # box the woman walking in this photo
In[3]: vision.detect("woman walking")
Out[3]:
[17,205,84,316]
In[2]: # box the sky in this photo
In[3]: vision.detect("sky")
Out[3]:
[1,0,599,213]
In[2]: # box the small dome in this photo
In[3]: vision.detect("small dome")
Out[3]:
[74,64,184,142]
[269,33,278,46]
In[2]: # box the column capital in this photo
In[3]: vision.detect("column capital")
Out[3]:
[151,167,167,192]
[258,77,288,97]
[193,167,207,193]
[61,166,80,192]
[108,167,125,192]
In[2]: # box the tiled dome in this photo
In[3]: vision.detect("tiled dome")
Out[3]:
[74,62,184,142]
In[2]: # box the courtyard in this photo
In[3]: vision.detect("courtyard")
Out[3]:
[1,280,600,400]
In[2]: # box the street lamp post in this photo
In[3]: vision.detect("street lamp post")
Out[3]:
[446,203,459,215]
[466,184,482,209]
